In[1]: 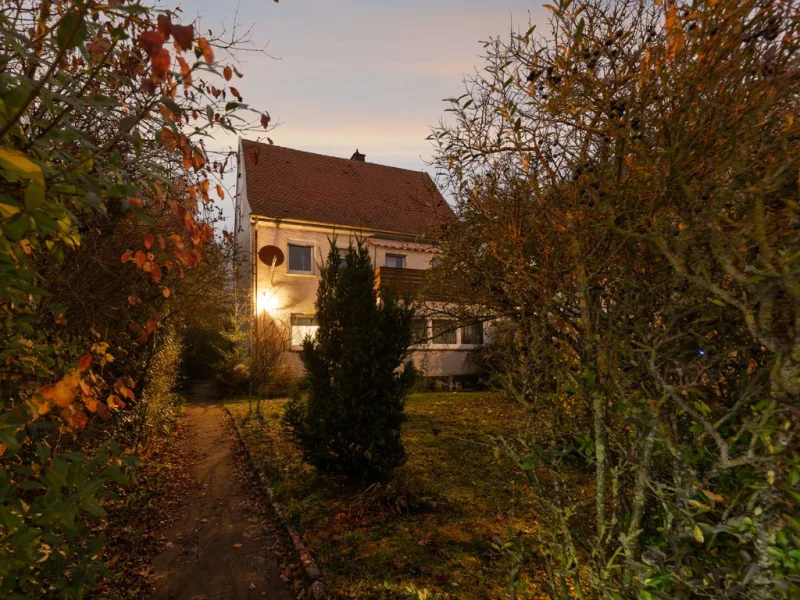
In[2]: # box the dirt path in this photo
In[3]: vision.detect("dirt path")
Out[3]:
[150,383,294,600]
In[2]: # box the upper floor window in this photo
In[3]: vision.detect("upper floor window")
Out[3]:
[288,243,313,273]
[386,254,406,269]
[461,322,484,345]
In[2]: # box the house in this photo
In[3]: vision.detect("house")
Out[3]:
[234,139,484,385]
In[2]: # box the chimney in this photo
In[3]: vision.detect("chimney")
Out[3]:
[351,149,366,162]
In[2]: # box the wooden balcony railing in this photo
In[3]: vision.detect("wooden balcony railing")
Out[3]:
[374,266,427,298]
[375,266,456,302]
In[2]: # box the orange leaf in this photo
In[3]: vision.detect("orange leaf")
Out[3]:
[162,286,171,298]
[107,394,126,410]
[121,250,133,263]
[119,386,136,401]
[151,264,162,283]
[144,233,155,249]
[84,397,99,413]
[152,48,171,77]
[198,37,214,63]
[216,184,224,200]
[177,56,192,87]
[61,406,88,429]
[78,354,92,372]
[146,319,158,334]
[39,370,81,408]
[31,392,51,415]
[223,66,232,81]
[134,250,147,268]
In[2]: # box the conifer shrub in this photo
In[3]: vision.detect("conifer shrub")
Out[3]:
[284,241,417,480]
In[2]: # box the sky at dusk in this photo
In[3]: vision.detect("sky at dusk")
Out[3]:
[175,0,548,222]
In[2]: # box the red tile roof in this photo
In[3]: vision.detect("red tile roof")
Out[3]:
[240,139,453,238]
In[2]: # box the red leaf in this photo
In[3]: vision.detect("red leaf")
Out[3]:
[144,233,155,249]
[223,66,232,81]
[172,24,194,52]
[138,30,163,57]
[78,354,92,372]
[157,14,172,40]
[121,250,133,263]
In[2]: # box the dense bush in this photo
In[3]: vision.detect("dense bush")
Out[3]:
[431,0,800,597]
[284,241,417,480]
[0,0,267,596]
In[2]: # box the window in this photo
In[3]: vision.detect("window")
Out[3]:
[412,318,428,344]
[432,320,457,345]
[385,254,406,268]
[291,314,318,346]
[461,322,484,345]
[288,243,313,273]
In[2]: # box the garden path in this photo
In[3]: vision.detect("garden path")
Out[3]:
[149,383,294,600]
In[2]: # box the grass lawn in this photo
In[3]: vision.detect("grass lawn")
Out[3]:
[226,393,552,599]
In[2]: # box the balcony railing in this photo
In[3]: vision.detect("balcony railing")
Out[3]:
[374,266,426,298]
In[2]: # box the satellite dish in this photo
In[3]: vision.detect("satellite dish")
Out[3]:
[258,245,284,267]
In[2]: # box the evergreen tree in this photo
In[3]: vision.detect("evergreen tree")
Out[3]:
[284,240,417,480]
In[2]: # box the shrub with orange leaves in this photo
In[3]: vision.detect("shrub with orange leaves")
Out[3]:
[0,0,274,596]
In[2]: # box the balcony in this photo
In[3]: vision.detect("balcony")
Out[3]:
[374,266,427,299]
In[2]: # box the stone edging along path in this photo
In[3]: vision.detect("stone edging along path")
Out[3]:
[222,404,328,600]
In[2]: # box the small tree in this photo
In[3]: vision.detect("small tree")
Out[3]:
[285,240,417,480]
[248,313,291,414]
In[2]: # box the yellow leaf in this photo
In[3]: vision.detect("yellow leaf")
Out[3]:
[0,148,42,180]
[693,525,704,543]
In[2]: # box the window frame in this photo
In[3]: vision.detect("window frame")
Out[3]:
[460,322,484,346]
[431,319,458,347]
[290,313,319,349]
[385,253,406,269]
[287,241,315,275]
[411,317,429,346]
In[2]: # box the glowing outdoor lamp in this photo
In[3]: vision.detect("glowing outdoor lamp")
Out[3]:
[257,290,280,315]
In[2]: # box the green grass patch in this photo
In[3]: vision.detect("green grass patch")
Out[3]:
[226,393,551,599]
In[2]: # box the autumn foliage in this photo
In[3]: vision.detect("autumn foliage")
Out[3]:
[431,0,799,597]
[0,0,268,596]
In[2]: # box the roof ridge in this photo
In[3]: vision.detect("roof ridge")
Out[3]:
[240,137,434,178]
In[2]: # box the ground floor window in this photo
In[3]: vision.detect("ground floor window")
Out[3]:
[460,322,484,345]
[431,319,457,345]
[412,318,428,344]
[291,314,318,346]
